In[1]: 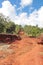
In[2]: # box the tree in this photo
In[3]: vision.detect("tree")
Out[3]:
[6,21,15,34]
[30,26,40,37]
[23,25,41,37]
[0,23,5,33]
[23,25,32,36]
[0,13,6,33]
[15,25,22,34]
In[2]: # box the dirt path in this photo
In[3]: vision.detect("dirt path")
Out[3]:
[14,44,43,65]
[0,37,43,65]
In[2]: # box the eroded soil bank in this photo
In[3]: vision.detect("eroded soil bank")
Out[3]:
[0,36,43,65]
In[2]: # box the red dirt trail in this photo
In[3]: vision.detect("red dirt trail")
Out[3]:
[0,37,43,65]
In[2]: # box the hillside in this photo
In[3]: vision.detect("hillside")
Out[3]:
[0,35,43,65]
[0,13,43,65]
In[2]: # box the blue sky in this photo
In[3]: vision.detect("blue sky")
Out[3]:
[0,0,43,14]
[33,0,43,9]
[0,0,43,27]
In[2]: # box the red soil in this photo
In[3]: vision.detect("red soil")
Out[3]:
[0,36,43,65]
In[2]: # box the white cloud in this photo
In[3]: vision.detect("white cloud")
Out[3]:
[20,0,33,7]
[14,6,43,28]
[0,0,43,28]
[0,0,16,20]
[14,13,28,25]
[14,11,38,26]
[38,7,43,21]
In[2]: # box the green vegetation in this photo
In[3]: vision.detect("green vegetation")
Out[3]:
[0,13,43,37]
[15,25,22,34]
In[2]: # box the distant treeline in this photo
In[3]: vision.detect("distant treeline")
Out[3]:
[0,13,43,37]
